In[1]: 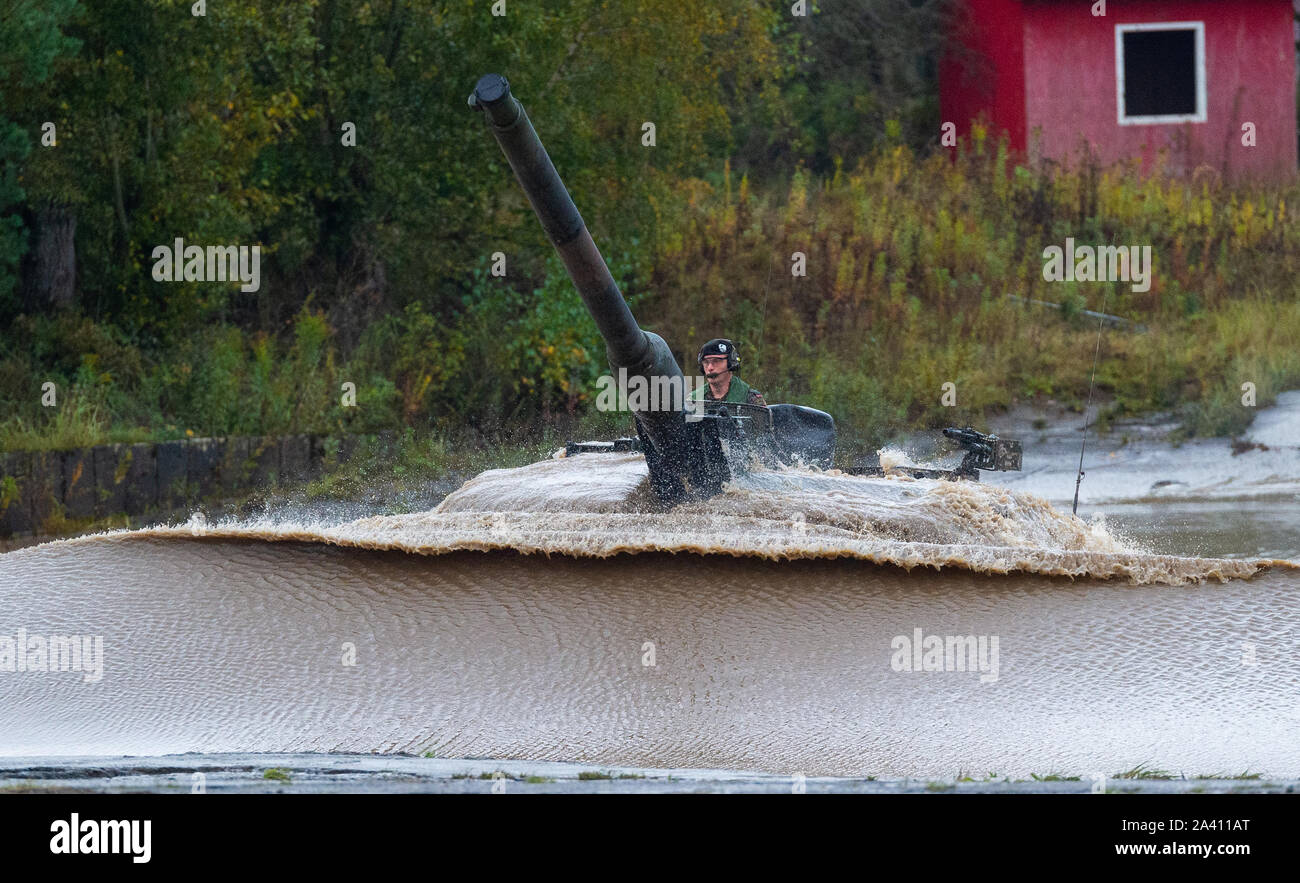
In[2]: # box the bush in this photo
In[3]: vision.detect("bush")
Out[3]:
[2,142,1297,454]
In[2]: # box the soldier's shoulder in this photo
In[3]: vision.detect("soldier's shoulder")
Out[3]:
[747,388,768,406]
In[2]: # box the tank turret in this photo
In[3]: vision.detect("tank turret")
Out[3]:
[469,74,1014,503]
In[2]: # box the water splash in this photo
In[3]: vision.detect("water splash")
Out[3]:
[45,453,1290,585]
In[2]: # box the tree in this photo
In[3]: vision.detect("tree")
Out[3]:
[734,0,949,176]
[0,0,79,315]
[5,0,784,346]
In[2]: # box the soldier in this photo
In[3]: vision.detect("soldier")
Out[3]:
[689,338,768,406]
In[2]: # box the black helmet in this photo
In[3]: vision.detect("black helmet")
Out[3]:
[697,338,740,372]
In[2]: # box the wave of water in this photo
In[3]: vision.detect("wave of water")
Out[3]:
[45,453,1288,585]
[4,453,1299,773]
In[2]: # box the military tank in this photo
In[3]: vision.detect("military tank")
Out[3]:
[469,73,1021,507]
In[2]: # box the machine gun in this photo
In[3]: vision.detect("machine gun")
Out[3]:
[845,427,1022,481]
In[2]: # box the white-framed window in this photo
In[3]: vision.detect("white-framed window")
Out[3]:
[1115,22,1207,125]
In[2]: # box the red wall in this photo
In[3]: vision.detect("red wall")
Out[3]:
[1021,0,1297,179]
[940,0,1028,150]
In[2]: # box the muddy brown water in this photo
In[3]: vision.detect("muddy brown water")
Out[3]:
[2,455,1297,778]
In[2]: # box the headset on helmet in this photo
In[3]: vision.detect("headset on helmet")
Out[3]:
[697,338,740,372]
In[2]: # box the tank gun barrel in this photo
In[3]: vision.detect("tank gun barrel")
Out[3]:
[471,73,693,502]
[469,73,655,370]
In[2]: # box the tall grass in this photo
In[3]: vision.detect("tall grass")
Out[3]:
[639,139,1300,449]
[1,139,1297,454]
[0,391,115,452]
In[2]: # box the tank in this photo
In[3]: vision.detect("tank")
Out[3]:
[469,73,1020,505]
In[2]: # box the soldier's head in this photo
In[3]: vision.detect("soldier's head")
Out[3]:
[697,338,739,383]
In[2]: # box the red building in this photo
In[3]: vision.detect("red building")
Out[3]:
[941,0,1298,180]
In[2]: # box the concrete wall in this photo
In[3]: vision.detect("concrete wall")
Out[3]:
[0,434,362,537]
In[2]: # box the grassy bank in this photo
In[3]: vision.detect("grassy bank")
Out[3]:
[642,138,1300,455]
[3,140,1297,460]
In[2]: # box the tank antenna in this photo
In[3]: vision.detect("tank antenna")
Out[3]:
[1072,289,1110,515]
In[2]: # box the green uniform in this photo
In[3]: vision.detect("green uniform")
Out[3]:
[689,375,767,406]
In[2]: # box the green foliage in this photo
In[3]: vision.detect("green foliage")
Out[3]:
[639,143,1300,447]
[0,389,111,452]
[3,144,1299,453]
[5,0,782,337]
[451,252,644,425]
[0,0,79,309]
[733,0,945,177]
[1114,763,1175,781]
[1,3,1298,456]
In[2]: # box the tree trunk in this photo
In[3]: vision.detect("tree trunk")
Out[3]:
[25,203,76,310]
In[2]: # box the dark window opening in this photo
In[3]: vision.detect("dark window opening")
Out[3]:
[1121,29,1197,118]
